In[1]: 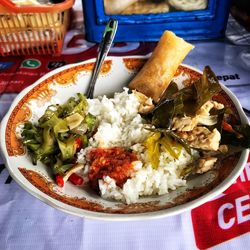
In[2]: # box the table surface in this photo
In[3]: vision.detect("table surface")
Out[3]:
[0,1,250,249]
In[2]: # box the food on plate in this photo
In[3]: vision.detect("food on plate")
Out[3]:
[129,31,194,102]
[21,93,95,186]
[21,31,250,204]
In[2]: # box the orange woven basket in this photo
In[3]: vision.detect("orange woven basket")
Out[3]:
[0,0,74,56]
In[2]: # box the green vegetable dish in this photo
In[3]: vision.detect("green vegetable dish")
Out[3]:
[22,93,96,186]
[21,66,250,190]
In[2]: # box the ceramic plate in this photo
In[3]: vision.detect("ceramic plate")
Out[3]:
[0,56,249,220]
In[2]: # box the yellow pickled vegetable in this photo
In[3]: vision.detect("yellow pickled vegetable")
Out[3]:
[144,132,161,169]
[159,136,178,159]
[144,132,184,168]
[159,135,183,159]
[172,140,183,157]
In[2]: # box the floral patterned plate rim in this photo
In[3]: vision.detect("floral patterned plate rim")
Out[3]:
[0,56,249,221]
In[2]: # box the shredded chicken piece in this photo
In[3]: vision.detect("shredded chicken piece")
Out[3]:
[219,144,229,154]
[133,90,154,113]
[196,156,217,174]
[197,100,224,116]
[177,127,221,151]
[172,100,222,132]
[172,116,199,131]
[172,114,217,132]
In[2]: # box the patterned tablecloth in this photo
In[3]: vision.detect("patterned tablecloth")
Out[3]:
[0,1,250,249]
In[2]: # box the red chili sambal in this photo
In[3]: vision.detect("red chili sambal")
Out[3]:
[88,147,138,190]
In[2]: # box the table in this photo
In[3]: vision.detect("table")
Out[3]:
[0,2,250,249]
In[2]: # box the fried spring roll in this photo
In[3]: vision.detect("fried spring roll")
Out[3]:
[129,31,194,102]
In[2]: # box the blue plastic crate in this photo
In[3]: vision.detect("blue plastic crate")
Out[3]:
[82,0,231,42]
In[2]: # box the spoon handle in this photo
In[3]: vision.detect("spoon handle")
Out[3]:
[86,19,118,99]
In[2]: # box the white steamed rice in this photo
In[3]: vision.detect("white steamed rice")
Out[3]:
[77,88,196,204]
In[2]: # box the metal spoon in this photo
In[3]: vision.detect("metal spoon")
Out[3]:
[85,19,118,99]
